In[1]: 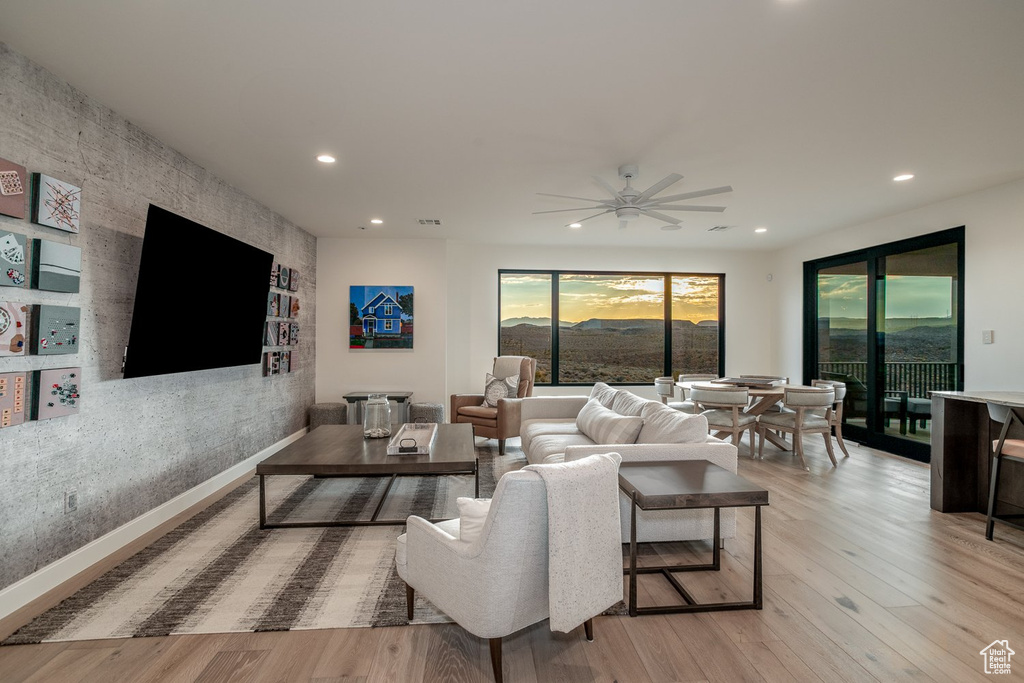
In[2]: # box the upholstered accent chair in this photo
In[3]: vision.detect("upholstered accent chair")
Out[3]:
[396,454,622,683]
[690,384,757,457]
[451,356,536,455]
[758,385,836,469]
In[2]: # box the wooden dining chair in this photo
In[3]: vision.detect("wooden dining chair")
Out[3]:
[667,374,719,414]
[812,379,850,458]
[757,386,836,470]
[690,384,757,457]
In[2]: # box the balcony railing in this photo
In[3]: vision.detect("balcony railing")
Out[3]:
[817,361,958,398]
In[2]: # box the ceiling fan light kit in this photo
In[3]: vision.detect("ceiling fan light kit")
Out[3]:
[534,165,732,230]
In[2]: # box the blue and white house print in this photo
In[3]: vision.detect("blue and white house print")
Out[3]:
[350,285,414,349]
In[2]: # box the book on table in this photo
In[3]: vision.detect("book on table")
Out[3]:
[387,423,438,455]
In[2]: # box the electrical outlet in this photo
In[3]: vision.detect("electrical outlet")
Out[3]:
[64,489,78,513]
[982,329,994,344]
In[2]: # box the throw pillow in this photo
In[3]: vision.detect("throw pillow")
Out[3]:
[482,373,520,407]
[589,381,618,408]
[576,399,644,445]
[457,497,491,542]
[611,389,648,417]
[637,401,710,444]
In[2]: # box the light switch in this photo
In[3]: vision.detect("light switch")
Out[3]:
[982,329,994,344]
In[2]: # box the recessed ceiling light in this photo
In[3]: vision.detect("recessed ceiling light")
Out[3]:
[754,227,768,233]
[568,223,582,229]
[893,173,914,182]
[370,218,384,224]
[316,154,336,163]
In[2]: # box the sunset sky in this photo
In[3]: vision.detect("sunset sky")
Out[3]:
[818,274,955,319]
[500,273,720,323]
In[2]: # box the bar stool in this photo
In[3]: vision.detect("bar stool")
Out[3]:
[986,402,1024,541]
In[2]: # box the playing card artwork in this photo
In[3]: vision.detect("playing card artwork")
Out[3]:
[0,372,27,428]
[0,231,27,287]
[280,350,290,373]
[263,351,280,376]
[270,262,280,287]
[267,291,280,317]
[32,174,81,233]
[34,367,81,420]
[265,321,278,346]
[34,305,80,355]
[289,269,298,292]
[278,266,290,289]
[290,323,299,346]
[290,297,300,318]
[0,301,28,356]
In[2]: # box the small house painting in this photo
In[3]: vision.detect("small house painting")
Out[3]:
[350,285,413,349]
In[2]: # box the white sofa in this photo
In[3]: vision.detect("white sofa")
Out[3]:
[518,384,738,543]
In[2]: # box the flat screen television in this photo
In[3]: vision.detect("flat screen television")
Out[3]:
[122,204,273,379]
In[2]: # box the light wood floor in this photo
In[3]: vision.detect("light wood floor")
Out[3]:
[3,435,1024,683]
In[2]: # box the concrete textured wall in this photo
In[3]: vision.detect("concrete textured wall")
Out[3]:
[0,44,316,589]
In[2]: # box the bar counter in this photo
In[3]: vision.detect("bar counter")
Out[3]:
[930,391,1024,513]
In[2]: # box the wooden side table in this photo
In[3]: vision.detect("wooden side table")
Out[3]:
[618,460,769,616]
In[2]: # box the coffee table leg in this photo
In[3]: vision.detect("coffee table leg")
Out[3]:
[629,490,638,617]
[754,505,763,609]
[713,507,720,571]
[259,475,266,530]
[475,458,480,498]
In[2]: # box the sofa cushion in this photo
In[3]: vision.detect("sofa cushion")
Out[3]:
[529,432,596,465]
[521,418,580,454]
[611,390,648,417]
[589,382,618,408]
[457,497,491,543]
[576,399,644,445]
[457,404,499,427]
[637,402,710,444]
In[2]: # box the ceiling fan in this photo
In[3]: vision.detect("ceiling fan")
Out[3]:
[534,165,732,230]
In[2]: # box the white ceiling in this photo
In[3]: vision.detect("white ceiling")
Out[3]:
[2,0,1023,249]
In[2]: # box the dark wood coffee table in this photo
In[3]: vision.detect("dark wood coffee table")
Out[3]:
[618,460,769,616]
[256,423,477,529]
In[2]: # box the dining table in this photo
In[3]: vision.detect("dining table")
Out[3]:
[676,377,791,451]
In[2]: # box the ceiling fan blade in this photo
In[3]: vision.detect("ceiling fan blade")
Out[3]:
[592,175,623,201]
[642,210,682,225]
[649,204,727,212]
[532,206,607,215]
[571,209,615,225]
[536,192,611,204]
[619,219,629,230]
[636,173,684,203]
[648,185,733,204]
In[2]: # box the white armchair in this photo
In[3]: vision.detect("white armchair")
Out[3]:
[396,454,622,683]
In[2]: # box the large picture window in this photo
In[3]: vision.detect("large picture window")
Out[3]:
[499,270,724,385]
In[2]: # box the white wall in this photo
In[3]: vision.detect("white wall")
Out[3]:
[445,242,778,401]
[771,177,1024,389]
[316,238,448,407]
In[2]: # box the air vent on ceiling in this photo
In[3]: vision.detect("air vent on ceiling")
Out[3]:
[418,219,443,226]
[707,225,733,232]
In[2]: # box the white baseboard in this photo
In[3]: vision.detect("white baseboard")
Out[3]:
[0,428,308,622]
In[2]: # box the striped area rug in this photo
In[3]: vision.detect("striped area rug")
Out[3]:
[4,444,523,645]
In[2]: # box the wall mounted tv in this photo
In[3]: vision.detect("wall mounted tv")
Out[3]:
[122,205,273,379]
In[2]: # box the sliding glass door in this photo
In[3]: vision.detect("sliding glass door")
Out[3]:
[804,228,964,461]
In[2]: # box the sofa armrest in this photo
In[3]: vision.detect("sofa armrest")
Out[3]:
[563,440,738,474]
[495,398,523,438]
[520,395,589,422]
